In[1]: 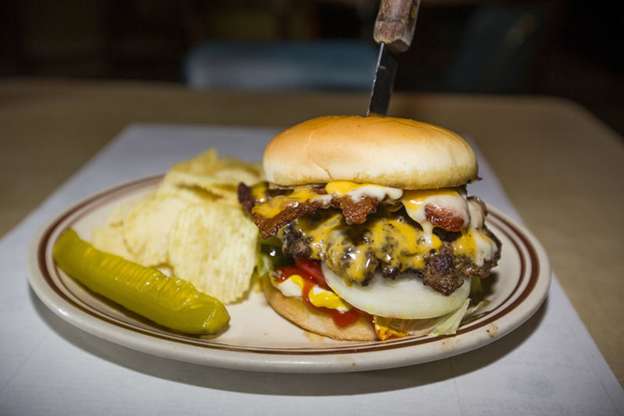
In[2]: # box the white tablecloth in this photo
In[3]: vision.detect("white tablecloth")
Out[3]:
[1,125,622,416]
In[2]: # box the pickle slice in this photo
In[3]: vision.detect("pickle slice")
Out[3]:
[53,228,229,335]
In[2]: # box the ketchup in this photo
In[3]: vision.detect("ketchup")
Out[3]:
[300,279,315,306]
[275,266,301,282]
[275,262,363,328]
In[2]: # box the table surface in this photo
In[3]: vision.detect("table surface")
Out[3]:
[2,78,623,383]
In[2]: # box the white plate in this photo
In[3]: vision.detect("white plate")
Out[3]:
[29,176,551,373]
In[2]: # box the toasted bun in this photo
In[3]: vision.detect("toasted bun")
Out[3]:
[264,115,477,190]
[263,279,376,341]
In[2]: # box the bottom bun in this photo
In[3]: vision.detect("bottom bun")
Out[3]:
[263,279,376,341]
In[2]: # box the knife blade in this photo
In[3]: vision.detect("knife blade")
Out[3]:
[367,0,421,116]
[367,43,398,116]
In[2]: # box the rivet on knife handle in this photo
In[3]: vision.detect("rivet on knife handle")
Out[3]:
[374,0,421,54]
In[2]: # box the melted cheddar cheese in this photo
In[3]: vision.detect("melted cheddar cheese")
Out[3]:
[452,229,497,266]
[368,217,442,271]
[272,273,350,312]
[293,214,442,283]
[250,182,268,203]
[252,186,329,218]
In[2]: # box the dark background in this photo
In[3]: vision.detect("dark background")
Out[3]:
[1,0,622,134]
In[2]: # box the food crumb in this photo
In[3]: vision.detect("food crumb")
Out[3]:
[439,337,456,351]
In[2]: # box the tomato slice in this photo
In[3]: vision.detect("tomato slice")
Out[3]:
[294,258,328,288]
[330,309,362,327]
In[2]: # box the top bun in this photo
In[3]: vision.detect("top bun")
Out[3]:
[263,115,477,190]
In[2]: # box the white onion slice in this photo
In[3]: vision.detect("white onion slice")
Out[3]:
[323,264,470,319]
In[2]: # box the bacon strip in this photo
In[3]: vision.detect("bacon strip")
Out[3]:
[253,202,324,238]
[331,196,379,225]
[424,205,466,232]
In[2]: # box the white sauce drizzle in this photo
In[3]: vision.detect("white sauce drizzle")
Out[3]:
[311,194,333,205]
[467,199,485,229]
[420,222,435,246]
[465,199,496,265]
[472,230,497,266]
[346,185,403,202]
[275,278,302,298]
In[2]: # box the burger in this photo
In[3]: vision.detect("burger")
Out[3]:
[238,115,501,341]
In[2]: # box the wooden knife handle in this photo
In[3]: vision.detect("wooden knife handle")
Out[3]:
[373,0,420,53]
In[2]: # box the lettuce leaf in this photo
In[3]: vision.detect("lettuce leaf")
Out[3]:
[255,252,273,278]
[470,276,483,297]
[429,298,471,336]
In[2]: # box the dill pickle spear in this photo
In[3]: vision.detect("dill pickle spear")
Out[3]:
[53,228,229,335]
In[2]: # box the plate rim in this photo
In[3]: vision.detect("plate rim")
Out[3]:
[28,176,551,373]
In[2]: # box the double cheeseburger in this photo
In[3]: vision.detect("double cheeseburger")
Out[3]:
[238,115,501,341]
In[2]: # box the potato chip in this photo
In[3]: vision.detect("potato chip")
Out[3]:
[161,175,242,205]
[92,223,134,260]
[122,193,192,267]
[91,198,141,259]
[169,149,262,181]
[162,149,263,203]
[105,198,139,227]
[92,148,261,304]
[155,181,222,204]
[168,203,258,304]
